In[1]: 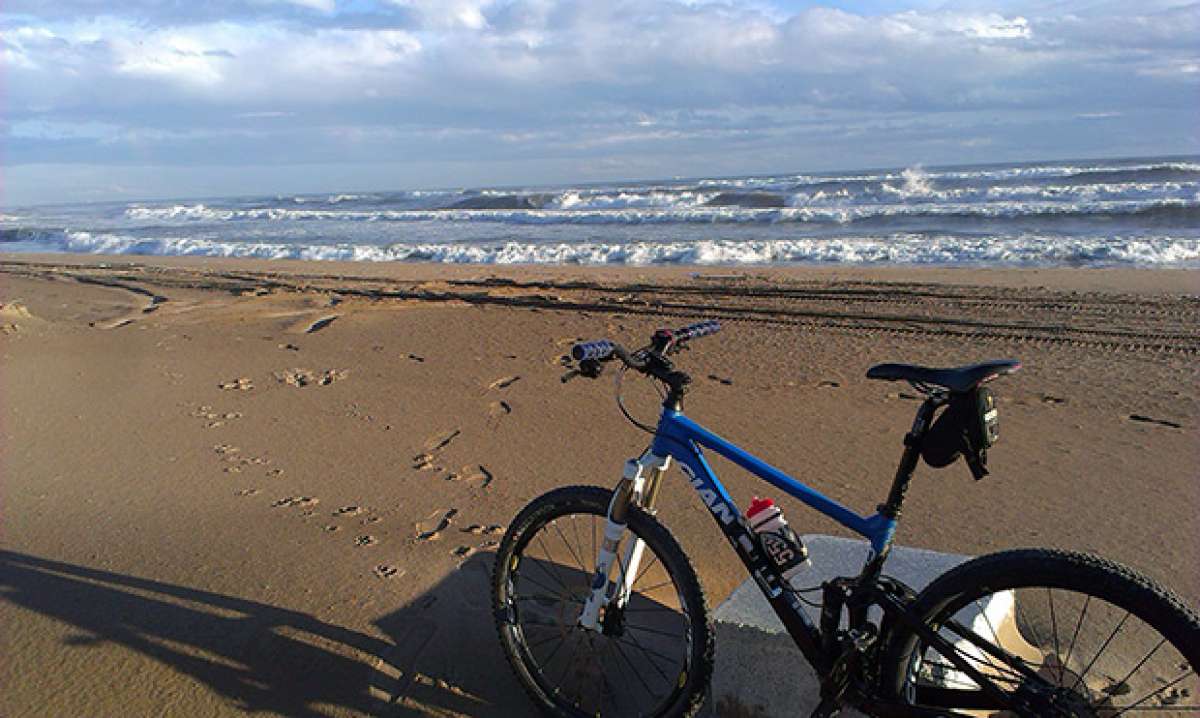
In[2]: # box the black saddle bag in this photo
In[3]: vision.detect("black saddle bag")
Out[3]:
[920,387,1000,479]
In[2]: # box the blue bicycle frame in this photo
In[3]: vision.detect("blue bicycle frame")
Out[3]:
[652,409,898,554]
[645,400,931,673]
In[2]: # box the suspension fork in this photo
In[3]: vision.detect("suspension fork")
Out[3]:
[578,452,672,631]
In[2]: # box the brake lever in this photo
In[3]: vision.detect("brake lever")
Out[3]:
[562,359,605,383]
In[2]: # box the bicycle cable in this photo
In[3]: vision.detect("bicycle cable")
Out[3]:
[616,363,658,435]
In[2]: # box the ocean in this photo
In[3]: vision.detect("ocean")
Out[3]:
[3,156,1198,267]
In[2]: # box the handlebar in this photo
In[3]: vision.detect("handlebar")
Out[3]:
[569,320,721,370]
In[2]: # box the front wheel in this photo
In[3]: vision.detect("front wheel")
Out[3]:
[880,548,1200,716]
[492,485,713,717]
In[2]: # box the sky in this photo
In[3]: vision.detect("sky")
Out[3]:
[2,0,1198,206]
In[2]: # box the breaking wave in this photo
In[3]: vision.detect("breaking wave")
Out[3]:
[7,155,1199,268]
[4,228,1197,267]
[120,198,1200,226]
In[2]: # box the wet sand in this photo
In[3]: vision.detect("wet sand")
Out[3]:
[1,255,1197,716]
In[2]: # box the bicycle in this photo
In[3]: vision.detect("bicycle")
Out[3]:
[491,320,1199,717]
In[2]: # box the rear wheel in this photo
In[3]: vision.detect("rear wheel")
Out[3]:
[881,549,1200,716]
[492,485,713,717]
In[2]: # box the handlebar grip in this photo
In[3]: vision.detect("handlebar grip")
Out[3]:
[572,340,616,362]
[674,320,721,341]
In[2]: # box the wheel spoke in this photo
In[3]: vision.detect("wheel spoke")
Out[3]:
[1063,594,1090,678]
[1048,587,1063,683]
[516,592,582,605]
[538,630,570,666]
[633,577,674,596]
[1100,637,1167,711]
[554,632,585,704]
[571,514,589,573]
[619,632,681,677]
[625,622,685,639]
[632,551,661,590]
[939,618,1036,685]
[610,634,661,701]
[963,598,1023,681]
[527,630,567,652]
[1112,669,1197,716]
[1069,609,1131,694]
[533,533,577,596]
[516,572,577,603]
[550,519,589,576]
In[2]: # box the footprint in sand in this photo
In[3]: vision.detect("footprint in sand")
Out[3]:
[446,465,494,489]
[235,488,260,497]
[355,535,378,547]
[412,429,461,469]
[373,564,403,579]
[287,314,339,335]
[817,380,840,388]
[487,401,512,420]
[488,376,520,390]
[219,377,254,391]
[452,539,501,561]
[273,496,319,508]
[415,508,458,541]
[279,343,301,351]
[191,406,243,424]
[305,315,338,334]
[426,429,461,451]
[707,374,733,386]
[275,368,348,387]
[334,505,365,517]
[1129,414,1182,429]
[460,524,505,536]
[323,525,341,533]
[1041,395,1067,405]
[406,353,425,363]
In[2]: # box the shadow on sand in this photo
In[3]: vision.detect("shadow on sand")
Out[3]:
[0,550,534,716]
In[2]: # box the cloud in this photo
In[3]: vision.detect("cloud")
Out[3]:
[2,0,1197,205]
[387,0,494,29]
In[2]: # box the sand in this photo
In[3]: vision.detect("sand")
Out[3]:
[1,254,1196,716]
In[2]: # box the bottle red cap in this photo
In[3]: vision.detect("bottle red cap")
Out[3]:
[746,496,775,519]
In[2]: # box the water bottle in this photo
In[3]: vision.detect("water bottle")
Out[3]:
[746,497,810,589]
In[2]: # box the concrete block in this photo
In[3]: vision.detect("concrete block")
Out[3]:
[707,535,976,718]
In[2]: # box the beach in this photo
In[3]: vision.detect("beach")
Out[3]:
[1,255,1197,717]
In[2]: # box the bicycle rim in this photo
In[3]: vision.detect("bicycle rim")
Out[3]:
[497,499,697,716]
[899,584,1199,716]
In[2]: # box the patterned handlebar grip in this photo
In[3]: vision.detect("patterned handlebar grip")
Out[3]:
[571,340,616,362]
[675,320,721,341]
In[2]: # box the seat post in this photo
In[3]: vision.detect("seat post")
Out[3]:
[879,396,941,521]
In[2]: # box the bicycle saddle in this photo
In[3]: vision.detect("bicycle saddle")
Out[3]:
[866,360,1020,393]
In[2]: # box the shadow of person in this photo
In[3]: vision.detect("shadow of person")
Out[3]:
[371,549,691,717]
[0,550,393,717]
[2,549,679,716]
[369,551,533,716]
